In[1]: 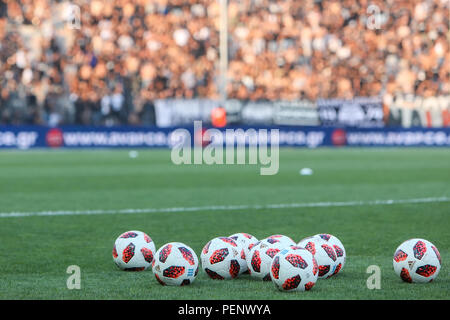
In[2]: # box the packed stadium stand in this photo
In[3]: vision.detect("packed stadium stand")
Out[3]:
[0,0,449,126]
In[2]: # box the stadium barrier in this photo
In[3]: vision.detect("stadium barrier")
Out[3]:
[154,96,449,128]
[1,125,450,150]
[154,98,383,127]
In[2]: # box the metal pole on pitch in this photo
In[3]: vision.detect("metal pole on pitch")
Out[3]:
[219,0,228,105]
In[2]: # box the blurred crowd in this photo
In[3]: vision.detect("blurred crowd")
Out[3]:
[0,0,448,126]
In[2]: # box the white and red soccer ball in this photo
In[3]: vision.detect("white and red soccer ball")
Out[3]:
[393,238,441,283]
[264,234,296,248]
[229,233,259,273]
[152,242,199,286]
[112,230,156,271]
[312,233,346,276]
[247,235,296,281]
[270,246,319,291]
[201,237,246,279]
[297,235,341,279]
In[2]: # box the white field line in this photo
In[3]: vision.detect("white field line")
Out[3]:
[0,196,449,219]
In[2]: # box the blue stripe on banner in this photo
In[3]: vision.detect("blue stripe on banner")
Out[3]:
[0,125,449,149]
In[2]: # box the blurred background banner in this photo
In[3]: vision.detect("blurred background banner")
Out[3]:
[386,95,450,128]
[1,125,449,150]
[317,97,384,128]
[150,96,449,128]
[272,100,319,126]
[154,99,218,127]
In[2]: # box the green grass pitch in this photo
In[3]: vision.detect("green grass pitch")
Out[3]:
[0,148,449,300]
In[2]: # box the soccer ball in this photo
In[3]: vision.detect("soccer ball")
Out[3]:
[247,236,295,281]
[311,234,346,276]
[297,236,338,279]
[152,242,199,286]
[229,233,259,272]
[112,230,156,271]
[393,238,441,283]
[264,234,296,248]
[201,237,245,279]
[270,247,319,291]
